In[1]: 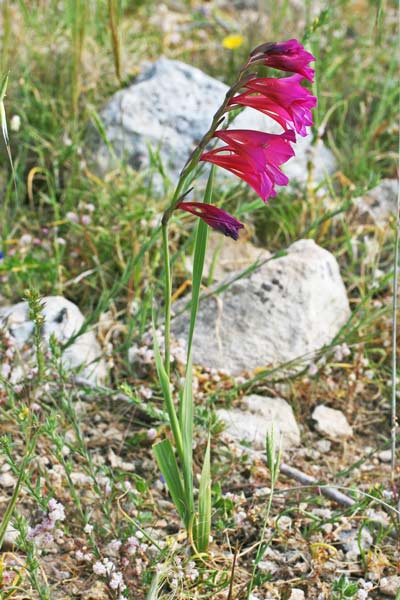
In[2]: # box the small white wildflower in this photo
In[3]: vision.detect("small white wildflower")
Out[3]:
[234,510,247,525]
[84,523,93,534]
[186,561,199,581]
[102,558,115,575]
[1,363,11,379]
[147,427,157,441]
[126,535,139,555]
[75,550,84,560]
[93,561,107,576]
[83,552,94,562]
[19,233,32,246]
[66,211,79,223]
[48,499,65,523]
[106,539,122,555]
[81,214,91,226]
[109,571,126,591]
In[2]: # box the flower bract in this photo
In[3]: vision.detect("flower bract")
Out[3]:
[177,201,244,240]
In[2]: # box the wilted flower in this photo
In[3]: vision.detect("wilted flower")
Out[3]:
[177,201,244,240]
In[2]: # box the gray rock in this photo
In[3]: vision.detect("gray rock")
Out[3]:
[1,524,19,550]
[354,179,398,227]
[217,394,300,450]
[172,239,350,375]
[379,576,400,597]
[90,58,335,189]
[0,296,107,383]
[312,405,353,439]
[378,449,392,463]
[337,527,373,560]
[0,471,17,488]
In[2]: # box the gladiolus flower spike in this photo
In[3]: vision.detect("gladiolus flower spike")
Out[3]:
[177,201,244,240]
[170,39,316,239]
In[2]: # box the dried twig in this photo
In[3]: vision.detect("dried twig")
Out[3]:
[70,376,163,419]
[278,462,355,507]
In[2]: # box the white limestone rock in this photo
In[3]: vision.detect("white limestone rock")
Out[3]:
[354,179,398,227]
[312,405,353,440]
[0,296,107,383]
[218,394,300,451]
[172,239,350,375]
[89,58,335,189]
[337,526,373,560]
[189,231,271,282]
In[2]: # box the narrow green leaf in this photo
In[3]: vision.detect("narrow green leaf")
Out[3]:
[89,107,117,160]
[0,72,18,202]
[153,439,188,527]
[186,165,214,355]
[146,569,160,600]
[195,437,211,554]
[178,166,215,539]
[0,73,8,102]
[180,353,194,523]
[152,318,183,462]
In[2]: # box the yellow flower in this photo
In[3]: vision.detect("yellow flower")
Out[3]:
[18,406,30,420]
[222,34,244,50]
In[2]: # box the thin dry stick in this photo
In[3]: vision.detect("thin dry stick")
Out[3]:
[278,462,355,507]
[108,0,122,83]
[391,183,399,502]
[71,376,163,418]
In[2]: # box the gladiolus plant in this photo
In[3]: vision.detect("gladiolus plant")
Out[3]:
[153,39,316,554]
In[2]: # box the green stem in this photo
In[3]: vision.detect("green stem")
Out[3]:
[0,425,37,549]
[162,222,172,378]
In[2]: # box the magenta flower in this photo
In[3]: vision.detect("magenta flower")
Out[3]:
[249,39,315,82]
[200,129,296,203]
[229,74,316,136]
[177,201,244,240]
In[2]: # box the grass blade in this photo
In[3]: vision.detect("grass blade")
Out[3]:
[179,166,214,543]
[186,165,214,355]
[195,436,211,554]
[153,439,188,527]
[180,354,194,527]
[152,319,183,462]
[0,72,18,202]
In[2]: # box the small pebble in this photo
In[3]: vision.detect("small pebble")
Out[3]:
[378,450,391,463]
[380,576,400,597]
